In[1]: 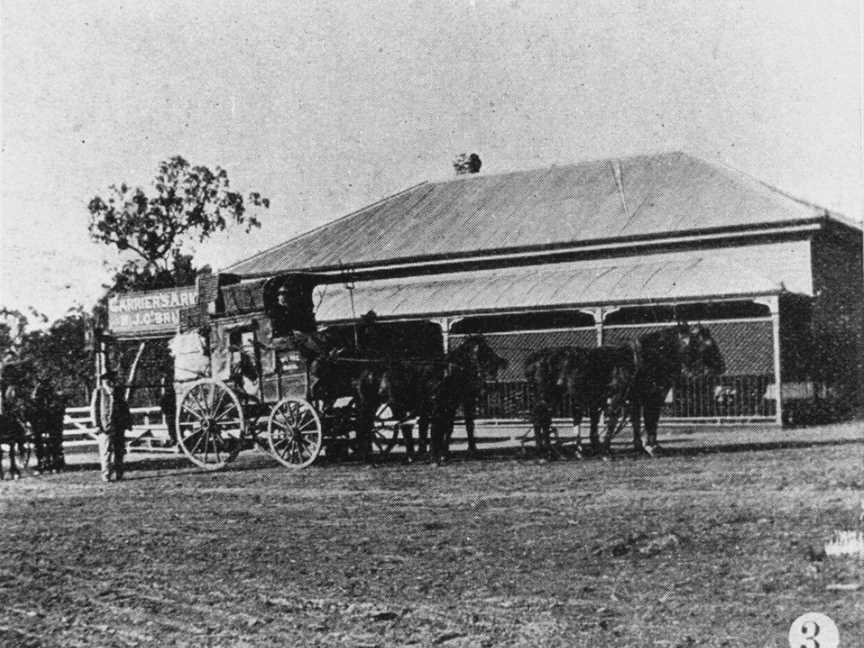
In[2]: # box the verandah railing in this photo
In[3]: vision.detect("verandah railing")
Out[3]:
[473,374,777,425]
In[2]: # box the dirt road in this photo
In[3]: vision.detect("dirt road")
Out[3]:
[1,423,862,647]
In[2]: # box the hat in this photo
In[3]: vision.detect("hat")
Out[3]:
[101,370,118,380]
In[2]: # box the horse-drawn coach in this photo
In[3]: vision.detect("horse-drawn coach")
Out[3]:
[169,272,507,471]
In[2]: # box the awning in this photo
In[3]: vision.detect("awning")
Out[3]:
[313,253,785,323]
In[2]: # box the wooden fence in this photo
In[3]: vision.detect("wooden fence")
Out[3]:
[63,405,174,453]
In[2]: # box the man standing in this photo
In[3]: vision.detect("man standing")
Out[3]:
[93,370,131,482]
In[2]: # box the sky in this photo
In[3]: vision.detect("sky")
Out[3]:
[2,0,862,324]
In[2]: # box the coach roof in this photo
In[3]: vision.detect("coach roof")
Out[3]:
[224,151,853,277]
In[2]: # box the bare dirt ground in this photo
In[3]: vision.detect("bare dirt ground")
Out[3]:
[1,423,862,648]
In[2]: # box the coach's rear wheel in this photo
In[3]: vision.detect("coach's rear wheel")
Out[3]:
[267,398,322,468]
[176,379,244,471]
[372,404,400,458]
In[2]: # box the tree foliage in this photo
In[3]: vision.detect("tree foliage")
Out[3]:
[20,308,93,402]
[88,156,269,287]
[1,307,93,406]
[0,307,28,364]
[109,253,201,294]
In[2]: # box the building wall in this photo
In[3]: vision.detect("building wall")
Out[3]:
[810,223,864,410]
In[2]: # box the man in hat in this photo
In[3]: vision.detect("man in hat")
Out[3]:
[93,369,132,481]
[271,284,294,338]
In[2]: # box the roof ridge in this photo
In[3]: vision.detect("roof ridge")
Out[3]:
[429,149,688,187]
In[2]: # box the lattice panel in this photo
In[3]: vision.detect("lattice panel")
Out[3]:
[450,329,596,382]
[458,318,776,421]
[604,320,773,376]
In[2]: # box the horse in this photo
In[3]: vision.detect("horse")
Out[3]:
[625,322,725,456]
[27,378,67,473]
[523,347,591,458]
[523,344,636,458]
[0,412,29,480]
[357,358,438,462]
[428,335,508,462]
[357,334,507,464]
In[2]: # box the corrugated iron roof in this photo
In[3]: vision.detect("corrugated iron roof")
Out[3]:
[313,254,781,323]
[225,151,836,277]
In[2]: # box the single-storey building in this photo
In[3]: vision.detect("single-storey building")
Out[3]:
[221,151,863,425]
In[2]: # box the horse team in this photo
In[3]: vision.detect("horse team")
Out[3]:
[292,316,508,465]
[0,378,66,480]
[524,323,725,460]
[296,315,725,465]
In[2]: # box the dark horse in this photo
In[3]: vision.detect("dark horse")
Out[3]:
[427,335,508,462]
[524,345,636,458]
[524,323,725,459]
[625,322,725,456]
[357,334,507,464]
[523,346,589,457]
[294,313,445,463]
[0,412,28,480]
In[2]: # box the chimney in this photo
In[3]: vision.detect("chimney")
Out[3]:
[453,153,482,175]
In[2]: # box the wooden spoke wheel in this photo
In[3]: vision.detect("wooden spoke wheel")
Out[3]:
[372,404,400,458]
[267,398,323,469]
[176,379,245,471]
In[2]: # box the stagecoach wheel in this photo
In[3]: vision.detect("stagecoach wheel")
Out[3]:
[372,404,400,457]
[267,398,322,469]
[176,379,245,471]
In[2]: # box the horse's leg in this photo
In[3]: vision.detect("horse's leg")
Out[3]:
[592,406,611,458]
[416,416,429,457]
[429,416,444,465]
[532,402,551,458]
[19,439,30,472]
[401,421,415,462]
[588,401,609,456]
[50,416,66,471]
[355,406,374,464]
[631,401,644,452]
[463,397,477,455]
[33,425,46,473]
[643,398,663,456]
[8,440,20,479]
[0,441,4,480]
[441,415,455,463]
[531,404,541,451]
[571,406,584,459]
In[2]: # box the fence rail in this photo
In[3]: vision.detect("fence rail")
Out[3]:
[55,372,777,456]
[63,405,173,452]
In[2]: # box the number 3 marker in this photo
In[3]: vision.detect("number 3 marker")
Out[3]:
[788,613,839,648]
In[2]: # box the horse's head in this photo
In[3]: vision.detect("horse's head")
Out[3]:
[677,323,725,377]
[455,334,508,381]
[308,347,350,400]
